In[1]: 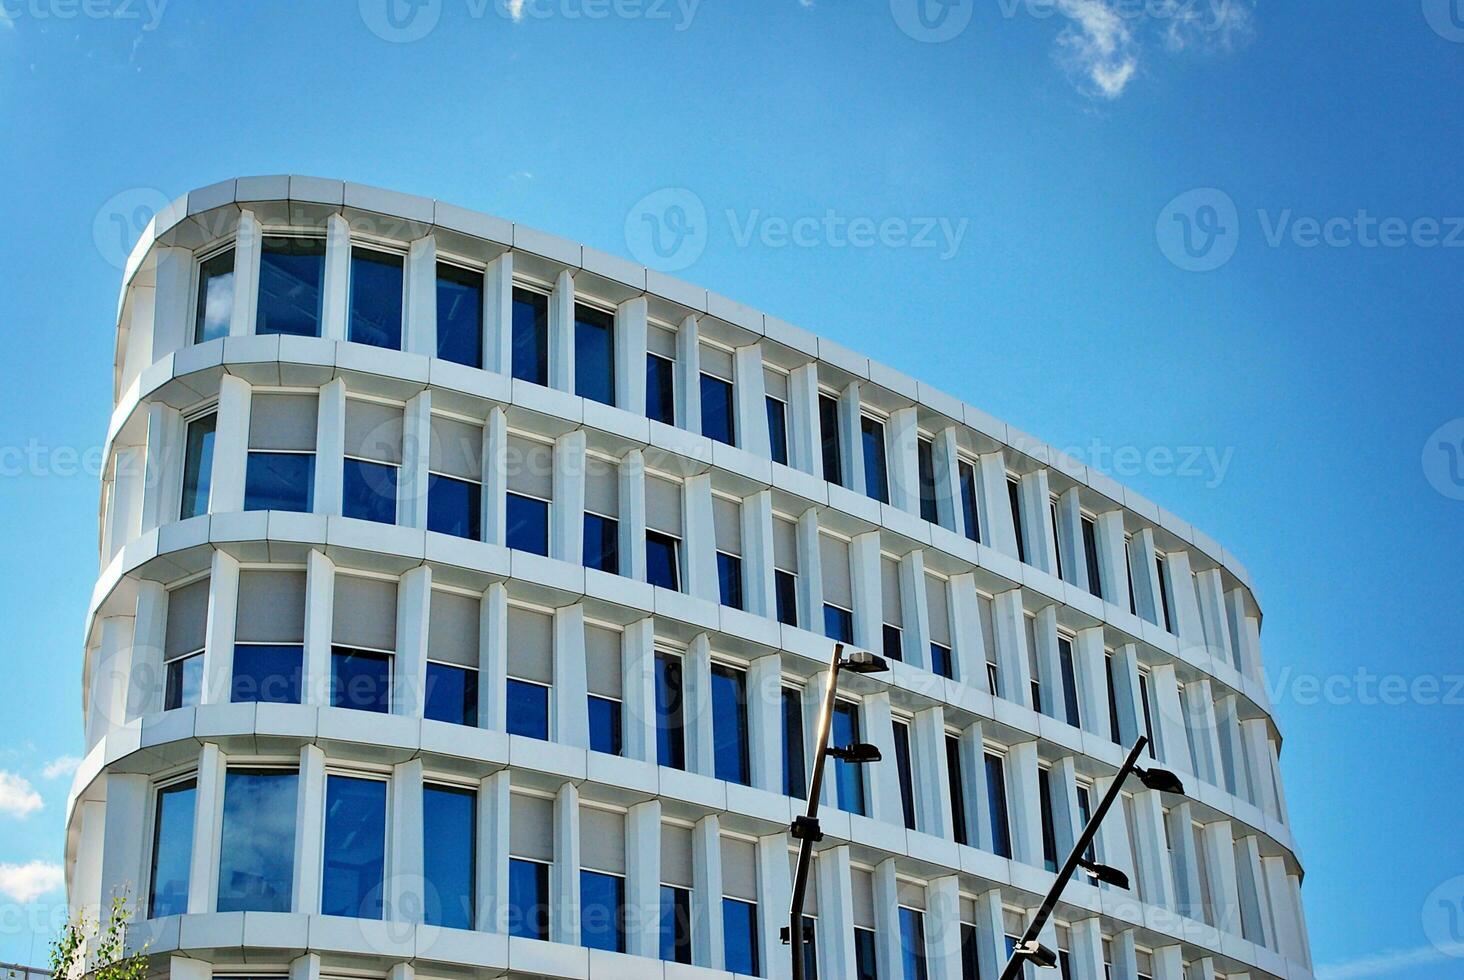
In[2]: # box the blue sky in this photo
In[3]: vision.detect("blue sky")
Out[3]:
[0,0,1460,975]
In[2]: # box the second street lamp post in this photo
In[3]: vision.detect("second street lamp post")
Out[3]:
[1000,735,1186,979]
[784,642,889,980]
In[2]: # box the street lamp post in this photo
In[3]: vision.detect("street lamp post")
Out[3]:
[999,735,1185,978]
[784,642,889,980]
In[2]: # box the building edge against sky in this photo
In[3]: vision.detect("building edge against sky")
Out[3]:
[66,176,1312,980]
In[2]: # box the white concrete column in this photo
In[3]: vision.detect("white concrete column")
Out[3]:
[1092,775,1133,890]
[287,953,320,980]
[388,758,425,922]
[837,381,863,492]
[1131,790,1176,911]
[1250,722,1286,821]
[742,490,776,618]
[1227,589,1264,682]
[201,551,240,706]
[949,573,990,694]
[132,581,167,719]
[886,406,921,515]
[1018,469,1057,575]
[1186,678,1225,787]
[1202,820,1242,935]
[104,446,145,562]
[871,859,901,980]
[1153,945,1185,980]
[1149,663,1191,776]
[803,671,834,809]
[395,566,431,718]
[321,213,351,342]
[123,282,156,394]
[849,531,883,653]
[386,962,412,980]
[1214,696,1248,799]
[479,583,508,732]
[692,814,724,970]
[795,507,824,632]
[483,252,514,375]
[1073,628,1108,739]
[99,772,147,906]
[957,722,989,851]
[817,845,856,979]
[899,550,931,671]
[685,634,715,777]
[676,315,702,434]
[399,390,431,529]
[1195,569,1234,667]
[1167,803,1203,919]
[553,604,589,748]
[141,402,185,531]
[1165,551,1205,645]
[1092,511,1131,613]
[1034,606,1063,720]
[1055,488,1087,591]
[734,344,770,457]
[1234,834,1272,948]
[683,473,719,602]
[1129,528,1163,626]
[87,617,135,749]
[209,374,252,513]
[912,705,952,839]
[619,449,648,582]
[787,362,821,476]
[932,427,962,534]
[483,407,508,545]
[477,770,511,933]
[1005,740,1044,868]
[748,654,783,794]
[548,269,575,393]
[314,378,347,518]
[972,890,1007,980]
[1048,755,1082,861]
[992,590,1034,710]
[1109,931,1138,980]
[302,550,335,706]
[615,296,648,416]
[927,875,963,980]
[1262,856,1304,962]
[186,742,226,914]
[862,693,903,827]
[551,429,586,563]
[71,801,104,920]
[975,451,1018,559]
[171,956,213,980]
[149,246,190,359]
[228,209,261,337]
[622,618,657,763]
[405,235,437,357]
[757,834,792,980]
[1069,918,1106,980]
[1111,644,1144,747]
[293,743,327,914]
[625,800,662,959]
[551,782,581,946]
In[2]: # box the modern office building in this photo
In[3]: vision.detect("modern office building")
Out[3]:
[67,176,1310,980]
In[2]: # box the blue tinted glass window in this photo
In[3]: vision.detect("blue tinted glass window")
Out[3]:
[193,249,234,344]
[343,458,397,524]
[245,452,314,512]
[1076,785,1095,862]
[899,908,929,980]
[180,413,216,520]
[986,754,1012,858]
[647,353,676,426]
[425,662,478,727]
[862,416,889,503]
[588,695,622,755]
[819,394,843,485]
[823,604,854,644]
[711,665,749,785]
[1058,638,1081,727]
[231,644,303,704]
[722,898,759,976]
[512,288,549,385]
[1008,480,1027,564]
[961,924,979,980]
[930,642,953,680]
[884,624,904,663]
[331,647,392,713]
[767,397,789,466]
[646,530,680,591]
[659,885,692,963]
[580,870,625,952]
[654,654,685,770]
[959,462,981,543]
[165,653,202,711]
[801,915,819,979]
[348,247,404,350]
[508,858,549,940]
[854,927,879,980]
[506,492,550,556]
[1039,768,1058,872]
[832,701,865,815]
[583,513,620,574]
[717,552,743,610]
[322,775,387,918]
[782,688,806,799]
[428,474,481,540]
[436,263,483,368]
[700,374,735,445]
[917,439,939,524]
[217,769,297,912]
[148,779,196,918]
[947,736,968,846]
[575,304,616,405]
[258,237,324,337]
[775,570,798,627]
[1082,517,1103,599]
[894,722,917,830]
[507,678,549,740]
[423,785,476,930]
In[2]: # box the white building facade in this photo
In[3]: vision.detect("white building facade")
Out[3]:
[68,176,1311,980]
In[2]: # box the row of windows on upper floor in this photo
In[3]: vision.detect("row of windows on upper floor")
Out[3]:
[179,236,1230,646]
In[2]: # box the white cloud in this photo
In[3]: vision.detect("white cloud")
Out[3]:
[0,861,64,903]
[1317,943,1464,979]
[0,771,42,818]
[1159,0,1254,52]
[506,0,525,21]
[41,756,81,780]
[1055,0,1139,99]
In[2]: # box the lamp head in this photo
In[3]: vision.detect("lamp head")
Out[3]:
[1134,765,1185,795]
[1077,858,1131,890]
[841,650,890,674]
[1015,940,1058,969]
[827,742,883,764]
